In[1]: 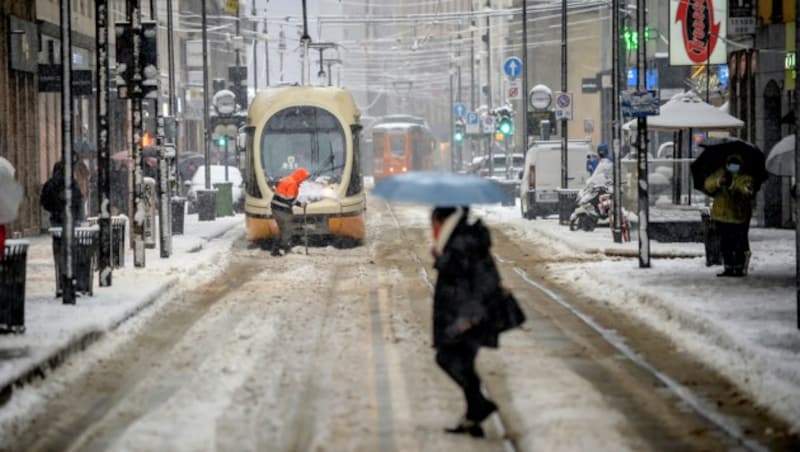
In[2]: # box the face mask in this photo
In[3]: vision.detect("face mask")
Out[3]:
[726,163,741,174]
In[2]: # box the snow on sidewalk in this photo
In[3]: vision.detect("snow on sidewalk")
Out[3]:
[477,200,705,258]
[0,214,243,393]
[477,203,800,431]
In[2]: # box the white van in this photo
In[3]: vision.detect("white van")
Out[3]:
[520,140,593,219]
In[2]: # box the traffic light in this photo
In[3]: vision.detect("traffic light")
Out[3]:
[217,135,228,148]
[142,132,154,148]
[228,66,248,111]
[454,121,465,142]
[497,117,513,136]
[622,26,651,52]
[140,21,159,99]
[114,21,158,99]
[114,22,133,98]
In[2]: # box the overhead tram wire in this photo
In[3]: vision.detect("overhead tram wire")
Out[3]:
[239,1,607,25]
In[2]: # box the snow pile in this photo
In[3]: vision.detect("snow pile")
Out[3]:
[298,178,339,204]
[477,200,705,258]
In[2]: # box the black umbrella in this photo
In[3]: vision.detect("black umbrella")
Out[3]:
[690,138,768,196]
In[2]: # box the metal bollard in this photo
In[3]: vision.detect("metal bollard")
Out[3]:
[0,240,29,333]
[171,197,186,235]
[143,177,157,249]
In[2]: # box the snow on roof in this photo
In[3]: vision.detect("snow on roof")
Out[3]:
[645,91,744,131]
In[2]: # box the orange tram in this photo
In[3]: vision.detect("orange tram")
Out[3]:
[371,116,439,180]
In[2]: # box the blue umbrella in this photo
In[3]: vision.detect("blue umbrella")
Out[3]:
[372,171,510,205]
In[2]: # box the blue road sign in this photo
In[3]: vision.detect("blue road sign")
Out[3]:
[466,112,479,124]
[454,103,467,118]
[503,56,523,79]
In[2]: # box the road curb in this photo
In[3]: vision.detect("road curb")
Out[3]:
[0,279,177,407]
[0,220,242,407]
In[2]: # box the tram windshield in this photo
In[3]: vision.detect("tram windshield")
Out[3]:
[261,106,346,184]
[389,134,406,157]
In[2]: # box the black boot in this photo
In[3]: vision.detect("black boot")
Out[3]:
[471,399,497,423]
[717,268,736,277]
[444,417,484,438]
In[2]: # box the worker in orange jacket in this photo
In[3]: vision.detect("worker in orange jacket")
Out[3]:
[270,168,310,256]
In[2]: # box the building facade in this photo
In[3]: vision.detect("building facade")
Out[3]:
[1,0,39,235]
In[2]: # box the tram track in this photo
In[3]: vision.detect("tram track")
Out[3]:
[503,256,767,452]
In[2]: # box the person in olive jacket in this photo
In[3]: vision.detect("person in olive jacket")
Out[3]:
[704,154,754,277]
[430,206,524,438]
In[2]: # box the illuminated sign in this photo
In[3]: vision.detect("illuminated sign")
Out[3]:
[669,0,727,66]
[626,68,659,90]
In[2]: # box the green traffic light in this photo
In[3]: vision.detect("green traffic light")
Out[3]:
[622,26,650,52]
[498,118,513,136]
[217,136,228,147]
[454,130,464,142]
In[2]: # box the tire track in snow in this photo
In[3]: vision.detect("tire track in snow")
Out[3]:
[14,259,264,452]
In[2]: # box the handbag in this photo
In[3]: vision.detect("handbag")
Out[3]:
[487,288,526,334]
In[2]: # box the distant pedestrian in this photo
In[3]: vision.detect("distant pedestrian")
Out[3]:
[585,153,598,175]
[704,154,754,277]
[41,161,84,227]
[270,167,310,256]
[430,207,525,438]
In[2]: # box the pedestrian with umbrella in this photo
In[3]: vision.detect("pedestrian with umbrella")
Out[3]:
[373,171,526,437]
[691,139,768,277]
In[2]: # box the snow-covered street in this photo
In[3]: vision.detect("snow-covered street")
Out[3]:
[1,197,797,451]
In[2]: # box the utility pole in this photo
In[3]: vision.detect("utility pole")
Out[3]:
[457,29,463,171]
[636,0,650,268]
[521,0,529,158]
[485,0,492,178]
[484,1,492,110]
[165,0,183,239]
[611,0,623,242]
[96,0,112,286]
[61,0,76,303]
[300,0,311,85]
[560,0,568,191]
[235,3,241,70]
[252,0,258,91]
[202,0,211,191]
[264,6,270,86]
[469,1,475,110]
[130,0,146,267]
[150,0,171,258]
[166,0,178,186]
[794,0,799,329]
[449,65,455,172]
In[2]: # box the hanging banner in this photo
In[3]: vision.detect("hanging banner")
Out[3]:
[669,0,727,66]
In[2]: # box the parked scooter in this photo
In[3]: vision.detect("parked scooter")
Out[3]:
[569,183,611,231]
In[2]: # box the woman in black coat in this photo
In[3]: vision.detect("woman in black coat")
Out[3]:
[431,206,523,438]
